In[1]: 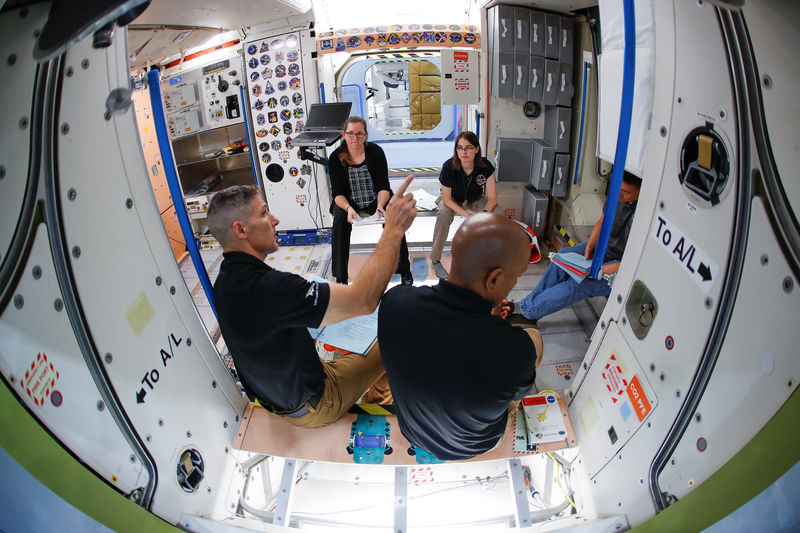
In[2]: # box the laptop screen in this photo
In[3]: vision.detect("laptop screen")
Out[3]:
[305,102,352,129]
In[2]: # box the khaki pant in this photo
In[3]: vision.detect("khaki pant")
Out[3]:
[430,196,505,261]
[283,343,391,429]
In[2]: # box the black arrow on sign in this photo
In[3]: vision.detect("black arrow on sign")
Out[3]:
[136,388,147,404]
[698,262,712,282]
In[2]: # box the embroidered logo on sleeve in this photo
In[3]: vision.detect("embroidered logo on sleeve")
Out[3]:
[305,281,320,306]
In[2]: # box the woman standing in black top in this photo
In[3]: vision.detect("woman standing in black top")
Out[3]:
[430,131,504,279]
[328,116,413,285]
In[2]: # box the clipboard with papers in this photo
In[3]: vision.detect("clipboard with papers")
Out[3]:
[307,307,379,355]
[305,275,378,355]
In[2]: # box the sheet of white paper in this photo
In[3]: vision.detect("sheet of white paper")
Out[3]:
[352,212,384,226]
[411,188,439,211]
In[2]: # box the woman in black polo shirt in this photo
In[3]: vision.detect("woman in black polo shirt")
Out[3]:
[430,131,504,279]
[328,116,412,285]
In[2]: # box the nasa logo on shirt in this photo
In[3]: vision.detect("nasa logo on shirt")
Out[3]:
[305,281,320,306]
[476,174,487,186]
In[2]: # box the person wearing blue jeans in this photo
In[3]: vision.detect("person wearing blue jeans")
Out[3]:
[520,242,617,320]
[518,172,641,321]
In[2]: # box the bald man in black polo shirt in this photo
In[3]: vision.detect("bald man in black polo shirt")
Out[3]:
[208,177,416,429]
[378,213,543,460]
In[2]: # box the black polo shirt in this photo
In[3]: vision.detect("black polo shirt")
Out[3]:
[439,157,496,204]
[213,251,330,412]
[378,280,537,460]
[605,201,637,262]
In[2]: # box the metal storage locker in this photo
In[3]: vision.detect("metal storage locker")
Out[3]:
[542,59,560,106]
[545,14,560,59]
[530,139,555,190]
[544,106,572,153]
[513,54,530,100]
[557,61,574,106]
[529,11,546,56]
[493,53,515,98]
[528,56,545,103]
[513,7,530,53]
[552,153,571,197]
[497,5,516,53]
[559,18,574,63]
[495,137,534,182]
[522,186,549,237]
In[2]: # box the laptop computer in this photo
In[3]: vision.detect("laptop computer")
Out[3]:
[291,102,353,147]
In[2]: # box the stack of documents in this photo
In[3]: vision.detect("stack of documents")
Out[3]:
[550,251,593,283]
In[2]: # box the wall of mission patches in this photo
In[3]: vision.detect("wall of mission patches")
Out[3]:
[315,24,481,55]
[244,31,317,230]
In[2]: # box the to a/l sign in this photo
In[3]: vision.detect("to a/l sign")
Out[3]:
[651,215,718,294]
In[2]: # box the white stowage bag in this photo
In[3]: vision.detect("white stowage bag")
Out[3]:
[596,0,655,177]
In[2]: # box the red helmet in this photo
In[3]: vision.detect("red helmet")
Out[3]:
[512,220,542,263]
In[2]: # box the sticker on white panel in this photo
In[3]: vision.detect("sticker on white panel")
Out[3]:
[136,333,184,405]
[20,352,60,407]
[652,214,718,293]
[602,352,628,405]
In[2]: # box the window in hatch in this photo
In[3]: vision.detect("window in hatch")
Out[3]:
[364,60,442,133]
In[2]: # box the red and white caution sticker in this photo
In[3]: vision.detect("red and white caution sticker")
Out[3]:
[20,352,60,407]
[411,466,435,484]
[602,352,627,404]
[556,363,574,380]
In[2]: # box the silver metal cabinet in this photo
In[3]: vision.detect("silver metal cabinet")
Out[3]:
[496,5,516,53]
[530,139,556,191]
[544,105,572,153]
[529,11,546,56]
[542,59,560,105]
[545,14,561,59]
[552,153,571,197]
[494,53,515,98]
[528,56,545,103]
[559,18,574,64]
[514,7,530,52]
[513,54,530,100]
[496,137,535,183]
[522,186,549,237]
[557,61,574,106]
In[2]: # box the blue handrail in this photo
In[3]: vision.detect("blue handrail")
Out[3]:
[475,108,481,145]
[241,84,260,186]
[147,69,217,316]
[573,61,591,185]
[589,0,636,279]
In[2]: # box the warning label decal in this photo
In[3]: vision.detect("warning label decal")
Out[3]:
[20,352,60,407]
[602,352,628,404]
[626,375,652,421]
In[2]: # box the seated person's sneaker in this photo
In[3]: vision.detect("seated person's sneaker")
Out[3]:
[401,271,414,286]
[431,260,449,279]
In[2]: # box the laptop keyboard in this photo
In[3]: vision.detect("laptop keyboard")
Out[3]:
[300,131,335,139]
